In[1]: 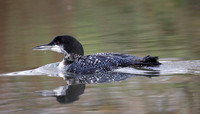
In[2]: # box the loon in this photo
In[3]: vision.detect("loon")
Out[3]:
[32,35,161,74]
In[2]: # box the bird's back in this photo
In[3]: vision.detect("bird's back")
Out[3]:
[66,53,160,74]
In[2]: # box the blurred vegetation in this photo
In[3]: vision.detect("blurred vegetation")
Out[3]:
[0,0,200,71]
[0,0,200,61]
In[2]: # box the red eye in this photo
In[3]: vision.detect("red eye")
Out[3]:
[55,41,60,45]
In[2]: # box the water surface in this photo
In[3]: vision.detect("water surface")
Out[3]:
[0,0,200,114]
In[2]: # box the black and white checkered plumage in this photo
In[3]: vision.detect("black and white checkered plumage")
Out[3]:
[33,35,161,74]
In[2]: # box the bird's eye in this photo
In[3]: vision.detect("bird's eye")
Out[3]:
[55,41,60,45]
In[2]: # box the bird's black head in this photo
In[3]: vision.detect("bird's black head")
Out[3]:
[32,35,84,56]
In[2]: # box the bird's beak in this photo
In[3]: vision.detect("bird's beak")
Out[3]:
[32,43,66,54]
[32,44,52,51]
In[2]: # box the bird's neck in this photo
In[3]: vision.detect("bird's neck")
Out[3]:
[63,53,82,65]
[58,53,83,70]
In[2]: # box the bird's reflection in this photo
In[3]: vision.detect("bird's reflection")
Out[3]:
[37,77,85,104]
[0,61,160,103]
[37,70,160,104]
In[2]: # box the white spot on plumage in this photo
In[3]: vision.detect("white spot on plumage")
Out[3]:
[94,59,98,64]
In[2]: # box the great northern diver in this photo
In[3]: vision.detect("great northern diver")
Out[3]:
[32,35,161,74]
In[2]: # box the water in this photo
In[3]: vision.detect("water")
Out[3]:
[0,0,200,114]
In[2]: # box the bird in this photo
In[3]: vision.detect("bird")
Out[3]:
[32,35,161,74]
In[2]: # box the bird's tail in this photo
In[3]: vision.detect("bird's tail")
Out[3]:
[131,55,161,67]
[141,55,161,66]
